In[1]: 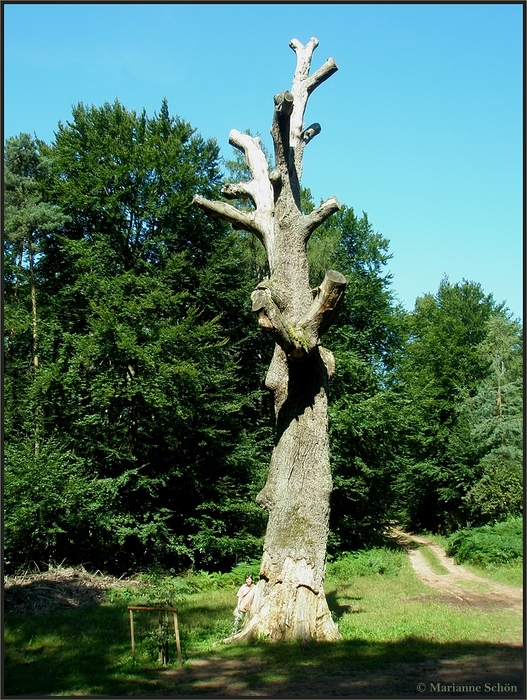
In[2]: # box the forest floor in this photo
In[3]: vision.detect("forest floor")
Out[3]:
[160,531,523,697]
[160,648,524,697]
[4,534,523,697]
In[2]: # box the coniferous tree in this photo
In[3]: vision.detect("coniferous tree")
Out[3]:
[4,134,68,452]
[453,314,523,524]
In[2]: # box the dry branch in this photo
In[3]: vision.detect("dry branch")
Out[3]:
[224,130,274,212]
[288,38,339,179]
[4,565,143,616]
[193,194,261,236]
[301,197,341,242]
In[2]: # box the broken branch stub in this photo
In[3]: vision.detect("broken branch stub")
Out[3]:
[300,270,348,338]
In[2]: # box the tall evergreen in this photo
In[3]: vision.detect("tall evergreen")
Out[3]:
[4,134,68,449]
[452,314,523,524]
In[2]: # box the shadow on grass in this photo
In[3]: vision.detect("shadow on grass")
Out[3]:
[4,601,524,697]
[4,603,165,696]
[326,588,363,618]
[165,638,524,698]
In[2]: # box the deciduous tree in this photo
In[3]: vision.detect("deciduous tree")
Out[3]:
[392,277,510,532]
[3,102,269,573]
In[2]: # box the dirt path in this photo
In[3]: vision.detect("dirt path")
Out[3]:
[390,529,523,615]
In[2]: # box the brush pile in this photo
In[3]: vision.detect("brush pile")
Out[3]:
[4,565,141,615]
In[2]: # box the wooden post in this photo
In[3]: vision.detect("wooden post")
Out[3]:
[173,610,183,667]
[129,608,136,662]
[158,611,163,665]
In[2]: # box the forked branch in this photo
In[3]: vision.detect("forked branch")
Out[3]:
[250,270,347,359]
[222,130,274,214]
[286,38,339,179]
[194,37,340,277]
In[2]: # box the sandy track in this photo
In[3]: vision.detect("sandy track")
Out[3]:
[390,529,523,615]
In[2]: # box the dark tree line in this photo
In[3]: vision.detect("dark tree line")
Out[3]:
[3,100,522,574]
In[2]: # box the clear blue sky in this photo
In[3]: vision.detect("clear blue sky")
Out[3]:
[4,2,523,321]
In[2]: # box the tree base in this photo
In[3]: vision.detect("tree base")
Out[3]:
[224,578,341,643]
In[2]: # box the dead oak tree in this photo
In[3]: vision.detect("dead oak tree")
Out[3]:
[193,37,346,642]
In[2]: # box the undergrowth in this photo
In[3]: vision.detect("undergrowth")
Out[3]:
[446,517,523,567]
[106,558,261,607]
[326,546,404,579]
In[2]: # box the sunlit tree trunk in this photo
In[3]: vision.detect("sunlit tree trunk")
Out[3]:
[194,37,345,641]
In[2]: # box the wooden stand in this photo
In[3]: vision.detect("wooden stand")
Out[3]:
[127,605,182,667]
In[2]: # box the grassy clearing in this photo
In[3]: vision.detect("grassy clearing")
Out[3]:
[325,548,520,648]
[4,543,522,696]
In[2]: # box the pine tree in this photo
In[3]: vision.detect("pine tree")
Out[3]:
[4,133,67,453]
[458,314,523,523]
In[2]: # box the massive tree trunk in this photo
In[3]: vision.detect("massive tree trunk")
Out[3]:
[194,37,346,641]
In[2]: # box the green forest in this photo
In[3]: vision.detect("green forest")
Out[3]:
[3,98,523,577]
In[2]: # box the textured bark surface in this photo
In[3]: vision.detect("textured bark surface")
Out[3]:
[193,37,345,641]
[246,348,339,641]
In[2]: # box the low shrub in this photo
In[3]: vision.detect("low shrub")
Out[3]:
[107,558,261,606]
[446,517,523,567]
[327,547,404,580]
[184,558,260,591]
[106,573,193,606]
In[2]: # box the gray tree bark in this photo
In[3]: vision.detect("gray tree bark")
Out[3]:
[194,37,346,641]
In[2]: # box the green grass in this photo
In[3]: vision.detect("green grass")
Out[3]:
[417,543,450,574]
[4,546,522,696]
[463,561,523,588]
[326,549,520,648]
[4,603,164,695]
